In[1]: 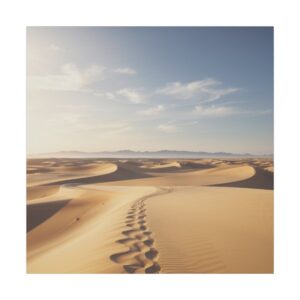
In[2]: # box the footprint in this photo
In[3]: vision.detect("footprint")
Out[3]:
[109,188,172,273]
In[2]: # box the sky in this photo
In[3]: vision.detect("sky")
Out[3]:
[27,27,273,155]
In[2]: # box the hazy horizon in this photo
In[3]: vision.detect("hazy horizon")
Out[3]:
[27,27,273,155]
[28,148,274,157]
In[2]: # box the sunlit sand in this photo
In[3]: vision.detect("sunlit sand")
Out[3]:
[27,158,273,273]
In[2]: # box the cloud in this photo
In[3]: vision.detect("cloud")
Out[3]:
[117,88,145,104]
[29,62,139,93]
[94,88,146,104]
[194,105,238,117]
[157,124,177,133]
[157,79,239,102]
[138,105,165,116]
[54,111,132,134]
[194,105,273,117]
[29,63,106,91]
[113,67,137,75]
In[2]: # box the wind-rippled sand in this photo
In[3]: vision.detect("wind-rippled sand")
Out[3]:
[27,158,273,273]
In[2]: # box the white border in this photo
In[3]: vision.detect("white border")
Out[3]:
[1,0,299,299]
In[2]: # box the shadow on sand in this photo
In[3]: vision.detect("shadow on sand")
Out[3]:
[27,199,70,232]
[212,167,273,190]
[45,165,153,186]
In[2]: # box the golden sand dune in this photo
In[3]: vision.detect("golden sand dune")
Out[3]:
[213,166,273,190]
[27,184,60,201]
[102,164,255,186]
[27,186,159,273]
[147,186,273,273]
[27,158,273,273]
[27,161,118,187]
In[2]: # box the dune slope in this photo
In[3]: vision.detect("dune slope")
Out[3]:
[146,186,273,273]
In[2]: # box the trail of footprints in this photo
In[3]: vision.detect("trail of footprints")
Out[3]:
[110,194,163,274]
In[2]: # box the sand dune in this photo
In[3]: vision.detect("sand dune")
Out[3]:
[27,158,273,273]
[27,184,60,201]
[44,162,152,186]
[27,186,158,273]
[27,161,117,187]
[213,166,273,190]
[27,199,71,232]
[27,184,84,231]
[101,164,255,186]
[147,186,273,273]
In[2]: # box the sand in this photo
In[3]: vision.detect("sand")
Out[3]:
[147,186,273,273]
[27,158,274,273]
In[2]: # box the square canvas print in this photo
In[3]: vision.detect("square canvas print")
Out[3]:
[27,27,273,273]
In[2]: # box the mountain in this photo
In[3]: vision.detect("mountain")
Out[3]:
[28,150,271,159]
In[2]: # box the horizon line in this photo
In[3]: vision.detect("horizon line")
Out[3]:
[27,149,274,157]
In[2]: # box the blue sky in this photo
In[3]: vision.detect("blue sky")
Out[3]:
[27,27,273,154]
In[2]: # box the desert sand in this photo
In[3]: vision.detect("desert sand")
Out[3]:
[27,157,273,273]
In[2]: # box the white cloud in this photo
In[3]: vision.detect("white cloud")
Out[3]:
[113,67,137,75]
[157,124,177,133]
[117,88,145,104]
[194,105,238,117]
[29,63,106,91]
[138,105,165,116]
[157,79,239,102]
[194,105,273,117]
[95,88,146,104]
[54,112,132,133]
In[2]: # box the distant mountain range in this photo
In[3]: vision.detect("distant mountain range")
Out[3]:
[28,150,273,158]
